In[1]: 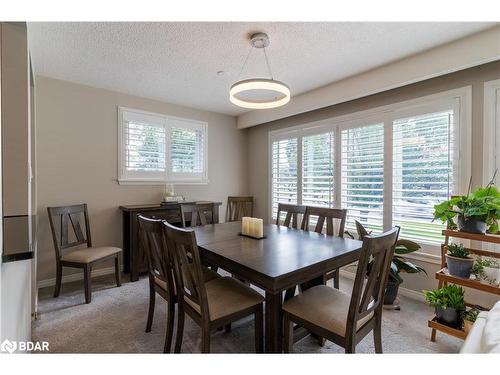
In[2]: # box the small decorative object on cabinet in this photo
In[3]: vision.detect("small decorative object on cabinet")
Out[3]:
[446,243,474,278]
[429,228,500,342]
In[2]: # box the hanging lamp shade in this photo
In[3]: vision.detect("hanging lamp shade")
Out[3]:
[229,33,290,109]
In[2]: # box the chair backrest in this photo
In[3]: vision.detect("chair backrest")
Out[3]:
[163,221,209,318]
[301,206,347,237]
[180,203,216,228]
[347,227,400,333]
[276,203,306,229]
[225,196,253,222]
[138,215,175,295]
[47,204,91,260]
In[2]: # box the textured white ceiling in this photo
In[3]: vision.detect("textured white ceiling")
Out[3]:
[28,22,496,116]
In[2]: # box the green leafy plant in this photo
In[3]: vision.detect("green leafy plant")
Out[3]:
[433,175,500,233]
[464,307,480,322]
[346,221,427,284]
[447,243,470,259]
[423,284,465,310]
[471,257,500,277]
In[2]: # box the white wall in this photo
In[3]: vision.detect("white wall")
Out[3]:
[35,76,248,284]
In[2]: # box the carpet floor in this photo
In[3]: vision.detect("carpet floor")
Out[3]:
[33,273,463,353]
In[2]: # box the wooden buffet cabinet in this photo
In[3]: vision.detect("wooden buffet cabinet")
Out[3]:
[119,201,222,281]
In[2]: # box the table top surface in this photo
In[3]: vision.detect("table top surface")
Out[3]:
[193,221,363,280]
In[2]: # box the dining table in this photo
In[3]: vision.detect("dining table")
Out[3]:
[193,220,363,353]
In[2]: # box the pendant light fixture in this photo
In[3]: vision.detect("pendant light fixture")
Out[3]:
[230,32,290,109]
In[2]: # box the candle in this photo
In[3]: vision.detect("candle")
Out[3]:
[255,218,264,238]
[242,217,251,235]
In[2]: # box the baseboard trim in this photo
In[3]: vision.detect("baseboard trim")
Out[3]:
[339,269,425,303]
[38,265,123,289]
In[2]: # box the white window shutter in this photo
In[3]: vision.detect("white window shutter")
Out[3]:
[271,138,298,220]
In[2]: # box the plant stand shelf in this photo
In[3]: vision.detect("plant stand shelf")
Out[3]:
[428,317,467,341]
[429,229,500,343]
[436,268,500,295]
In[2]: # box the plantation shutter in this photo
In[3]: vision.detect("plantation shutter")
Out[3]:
[302,132,334,207]
[392,110,455,243]
[271,137,298,220]
[341,123,384,232]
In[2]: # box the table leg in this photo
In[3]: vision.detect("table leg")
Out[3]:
[265,291,283,353]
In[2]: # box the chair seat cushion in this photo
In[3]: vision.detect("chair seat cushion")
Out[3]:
[185,276,264,322]
[61,246,121,264]
[154,266,219,292]
[282,285,373,337]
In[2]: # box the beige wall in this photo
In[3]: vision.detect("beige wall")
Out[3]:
[35,76,247,283]
[245,60,500,304]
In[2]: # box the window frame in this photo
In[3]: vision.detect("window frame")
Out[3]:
[483,79,500,185]
[117,106,208,185]
[268,86,472,259]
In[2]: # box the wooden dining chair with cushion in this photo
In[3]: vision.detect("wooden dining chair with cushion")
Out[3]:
[47,204,122,304]
[180,202,216,228]
[283,227,400,353]
[225,196,253,222]
[275,203,306,229]
[138,215,220,352]
[163,221,264,353]
[300,206,347,289]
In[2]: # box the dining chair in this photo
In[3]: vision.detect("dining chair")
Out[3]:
[301,206,347,289]
[282,227,400,353]
[47,204,122,304]
[225,196,253,222]
[163,221,264,353]
[180,202,217,228]
[138,215,220,352]
[275,203,306,229]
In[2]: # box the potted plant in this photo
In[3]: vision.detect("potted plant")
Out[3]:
[445,243,474,278]
[423,284,465,329]
[463,307,480,334]
[349,221,426,305]
[472,257,500,285]
[433,176,500,234]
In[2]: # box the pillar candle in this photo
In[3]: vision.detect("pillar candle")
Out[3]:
[242,217,251,235]
[255,218,264,238]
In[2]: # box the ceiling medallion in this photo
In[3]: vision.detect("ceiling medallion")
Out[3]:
[230,33,290,109]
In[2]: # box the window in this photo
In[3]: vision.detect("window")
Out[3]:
[269,87,471,250]
[118,107,208,184]
[392,110,455,243]
[483,79,500,185]
[341,123,384,232]
[271,137,298,220]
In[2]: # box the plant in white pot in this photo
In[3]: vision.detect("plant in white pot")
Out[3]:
[445,243,474,278]
[472,257,500,285]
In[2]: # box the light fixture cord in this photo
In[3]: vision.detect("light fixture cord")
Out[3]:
[236,46,253,81]
[263,46,274,79]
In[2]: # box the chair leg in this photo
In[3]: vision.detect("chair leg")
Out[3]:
[83,265,92,304]
[333,269,340,289]
[54,263,62,298]
[345,337,356,353]
[283,312,293,353]
[201,323,211,353]
[254,305,263,353]
[145,278,155,333]
[174,305,185,353]
[114,256,121,287]
[284,286,296,302]
[374,313,383,353]
[164,300,175,353]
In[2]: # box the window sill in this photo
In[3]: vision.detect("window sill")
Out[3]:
[117,179,209,186]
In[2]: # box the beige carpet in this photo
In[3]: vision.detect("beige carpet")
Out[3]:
[33,273,462,353]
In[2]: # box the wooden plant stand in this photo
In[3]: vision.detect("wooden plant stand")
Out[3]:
[429,229,500,342]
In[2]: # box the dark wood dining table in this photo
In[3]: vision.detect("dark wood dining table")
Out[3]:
[193,221,363,353]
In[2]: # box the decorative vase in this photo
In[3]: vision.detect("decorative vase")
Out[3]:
[384,279,401,305]
[457,215,487,234]
[445,254,474,278]
[435,307,463,329]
